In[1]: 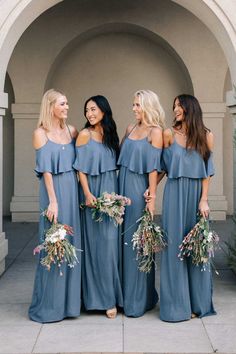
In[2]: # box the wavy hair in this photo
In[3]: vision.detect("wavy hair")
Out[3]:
[134,89,165,129]
[173,94,210,161]
[37,89,66,130]
[84,95,119,157]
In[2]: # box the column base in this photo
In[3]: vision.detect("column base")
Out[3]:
[0,232,8,275]
[209,195,228,220]
[10,196,39,222]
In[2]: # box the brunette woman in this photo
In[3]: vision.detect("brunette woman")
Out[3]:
[73,95,123,319]
[160,94,216,322]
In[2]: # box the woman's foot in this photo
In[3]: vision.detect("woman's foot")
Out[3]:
[191,313,197,319]
[106,307,117,319]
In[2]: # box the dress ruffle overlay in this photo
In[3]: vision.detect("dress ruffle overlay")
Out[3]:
[118,137,162,317]
[29,139,81,323]
[160,140,216,322]
[73,139,123,310]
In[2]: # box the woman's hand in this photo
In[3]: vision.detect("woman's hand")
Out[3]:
[146,197,156,220]
[85,192,97,207]
[46,201,58,223]
[144,188,150,202]
[199,199,210,219]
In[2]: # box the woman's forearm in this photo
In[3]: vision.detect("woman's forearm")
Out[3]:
[200,176,210,201]
[43,172,58,222]
[78,171,91,197]
[148,170,158,197]
[43,172,57,203]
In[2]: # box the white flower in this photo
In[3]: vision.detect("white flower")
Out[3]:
[58,227,67,240]
[207,231,213,242]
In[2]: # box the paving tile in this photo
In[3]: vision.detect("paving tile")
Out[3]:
[0,303,40,326]
[0,261,35,304]
[124,319,213,353]
[0,325,41,353]
[202,301,236,324]
[204,323,236,353]
[33,323,123,353]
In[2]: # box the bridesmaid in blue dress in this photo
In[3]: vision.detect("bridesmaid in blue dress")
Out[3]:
[118,89,165,317]
[73,95,123,319]
[29,89,81,323]
[160,94,216,322]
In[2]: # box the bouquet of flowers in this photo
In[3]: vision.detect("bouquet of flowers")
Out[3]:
[132,210,167,273]
[33,219,80,276]
[178,215,219,273]
[82,192,131,226]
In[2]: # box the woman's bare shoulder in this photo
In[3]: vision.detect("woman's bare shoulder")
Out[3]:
[75,128,90,146]
[33,127,47,149]
[67,124,78,139]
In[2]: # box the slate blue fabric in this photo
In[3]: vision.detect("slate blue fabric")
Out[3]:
[73,139,123,310]
[118,137,162,317]
[29,139,81,323]
[160,140,216,322]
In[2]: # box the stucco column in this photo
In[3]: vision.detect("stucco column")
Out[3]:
[226,90,236,215]
[0,92,9,275]
[201,102,227,220]
[10,103,40,222]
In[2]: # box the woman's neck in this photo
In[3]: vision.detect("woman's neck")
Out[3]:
[91,124,103,135]
[51,117,63,131]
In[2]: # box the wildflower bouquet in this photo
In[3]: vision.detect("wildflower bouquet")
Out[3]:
[132,210,167,273]
[34,220,79,276]
[83,192,131,226]
[178,215,219,273]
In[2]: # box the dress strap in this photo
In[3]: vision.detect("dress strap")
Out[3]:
[66,124,73,139]
[170,127,175,136]
[147,127,154,143]
[43,128,49,142]
[127,124,137,138]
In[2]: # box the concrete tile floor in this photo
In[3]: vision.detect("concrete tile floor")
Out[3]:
[0,216,235,354]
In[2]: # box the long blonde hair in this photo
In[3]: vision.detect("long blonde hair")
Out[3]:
[37,89,66,130]
[134,89,165,129]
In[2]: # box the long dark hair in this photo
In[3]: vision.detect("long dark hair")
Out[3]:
[84,95,119,157]
[173,94,210,161]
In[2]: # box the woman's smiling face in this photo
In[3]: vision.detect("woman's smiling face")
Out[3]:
[85,100,104,126]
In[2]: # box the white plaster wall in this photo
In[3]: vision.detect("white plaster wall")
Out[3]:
[50,32,192,135]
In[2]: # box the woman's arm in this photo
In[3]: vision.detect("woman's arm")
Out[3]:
[163,128,173,148]
[33,128,58,223]
[199,131,214,219]
[76,129,96,207]
[78,172,96,207]
[146,127,163,217]
[43,173,58,223]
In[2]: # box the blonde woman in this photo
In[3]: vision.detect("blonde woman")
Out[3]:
[118,89,165,317]
[29,89,81,323]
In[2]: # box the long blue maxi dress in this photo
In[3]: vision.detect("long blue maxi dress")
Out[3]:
[29,138,81,323]
[160,138,216,322]
[73,138,123,311]
[118,136,162,317]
